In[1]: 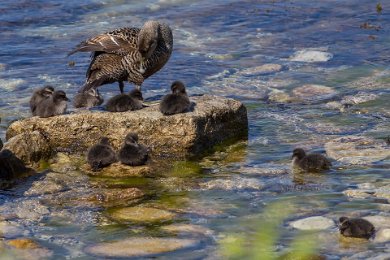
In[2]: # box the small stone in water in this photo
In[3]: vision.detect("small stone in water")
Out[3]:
[7,238,40,249]
[110,206,176,223]
[290,50,333,63]
[290,216,335,230]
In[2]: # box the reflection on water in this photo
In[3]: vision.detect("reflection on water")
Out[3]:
[0,0,390,259]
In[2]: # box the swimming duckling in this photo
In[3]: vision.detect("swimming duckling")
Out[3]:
[339,217,375,239]
[106,89,143,112]
[160,81,191,115]
[35,90,69,118]
[291,148,331,172]
[73,88,104,108]
[118,133,148,166]
[87,137,117,171]
[30,85,54,115]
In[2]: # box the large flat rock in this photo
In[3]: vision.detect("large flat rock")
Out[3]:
[5,95,247,165]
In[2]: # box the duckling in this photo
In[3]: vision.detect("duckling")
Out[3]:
[35,90,69,118]
[339,217,375,239]
[291,148,331,172]
[87,137,117,171]
[160,81,191,115]
[30,85,54,115]
[118,133,148,166]
[73,88,104,108]
[106,89,143,112]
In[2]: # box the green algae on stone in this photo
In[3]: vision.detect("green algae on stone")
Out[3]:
[169,161,202,177]
[81,162,152,177]
[85,237,198,258]
[110,206,176,223]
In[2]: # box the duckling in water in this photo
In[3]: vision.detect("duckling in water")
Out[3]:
[35,90,69,118]
[106,89,143,112]
[339,217,375,239]
[291,148,331,172]
[118,133,148,166]
[87,137,117,171]
[160,81,191,115]
[73,88,104,108]
[30,85,54,115]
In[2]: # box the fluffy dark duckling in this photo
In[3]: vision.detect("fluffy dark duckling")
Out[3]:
[106,89,143,112]
[73,88,104,108]
[339,217,375,239]
[291,148,331,172]
[87,137,117,171]
[34,90,69,118]
[159,81,191,115]
[118,133,148,166]
[30,85,54,115]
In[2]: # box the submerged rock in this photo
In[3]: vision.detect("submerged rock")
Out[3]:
[289,216,335,230]
[7,238,40,249]
[110,206,176,223]
[325,136,390,165]
[199,177,264,191]
[85,237,198,258]
[292,84,336,102]
[238,64,283,76]
[0,149,34,187]
[6,95,248,165]
[161,224,214,237]
[0,221,28,238]
[81,162,152,177]
[341,92,378,106]
[290,50,333,62]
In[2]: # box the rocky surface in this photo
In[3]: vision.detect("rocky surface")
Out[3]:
[6,95,248,165]
[325,135,390,165]
[289,216,335,230]
[85,237,199,258]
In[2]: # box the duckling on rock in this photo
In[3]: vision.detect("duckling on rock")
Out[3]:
[291,148,331,172]
[118,133,148,166]
[30,85,54,115]
[159,81,190,115]
[34,90,69,118]
[87,137,117,171]
[106,89,143,112]
[73,88,104,108]
[339,216,375,239]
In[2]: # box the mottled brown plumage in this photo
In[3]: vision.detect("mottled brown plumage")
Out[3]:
[291,148,331,172]
[69,20,173,93]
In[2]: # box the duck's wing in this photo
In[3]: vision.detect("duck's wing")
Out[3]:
[68,28,140,56]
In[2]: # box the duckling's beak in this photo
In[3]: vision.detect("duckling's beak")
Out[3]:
[65,97,70,102]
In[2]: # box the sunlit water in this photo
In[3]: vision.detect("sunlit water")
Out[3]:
[0,0,389,259]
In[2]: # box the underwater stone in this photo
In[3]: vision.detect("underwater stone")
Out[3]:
[292,84,336,102]
[6,95,248,164]
[325,135,390,165]
[110,206,176,223]
[290,50,333,62]
[290,216,335,230]
[85,237,198,258]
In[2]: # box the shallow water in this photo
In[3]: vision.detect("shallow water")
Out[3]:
[0,0,389,259]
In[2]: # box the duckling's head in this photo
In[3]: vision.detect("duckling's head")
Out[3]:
[292,148,306,160]
[171,81,186,95]
[42,85,55,97]
[129,89,143,101]
[125,132,139,145]
[53,90,69,102]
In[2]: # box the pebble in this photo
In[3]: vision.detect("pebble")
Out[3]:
[290,50,333,62]
[292,84,336,102]
[85,237,199,258]
[341,92,378,105]
[289,216,335,230]
[0,221,28,238]
[199,177,264,191]
[161,224,214,237]
[238,64,283,76]
[110,206,176,223]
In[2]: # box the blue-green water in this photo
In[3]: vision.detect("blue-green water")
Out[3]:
[0,0,389,259]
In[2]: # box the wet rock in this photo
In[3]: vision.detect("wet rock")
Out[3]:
[325,136,390,165]
[161,224,214,237]
[110,206,176,223]
[24,178,66,196]
[292,84,336,102]
[374,185,390,200]
[81,162,152,177]
[49,153,83,173]
[341,92,378,106]
[267,89,296,103]
[290,50,333,62]
[289,216,335,230]
[199,176,264,191]
[0,149,34,187]
[90,187,144,204]
[374,228,390,243]
[0,221,28,238]
[14,200,50,222]
[4,131,51,166]
[7,238,40,249]
[238,64,283,76]
[6,95,248,163]
[363,216,390,229]
[85,237,198,258]
[343,189,373,199]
